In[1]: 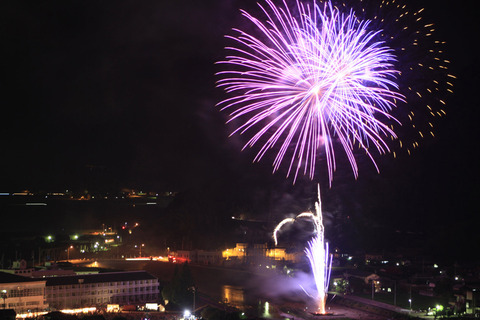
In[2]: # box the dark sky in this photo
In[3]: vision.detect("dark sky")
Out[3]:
[1,1,478,259]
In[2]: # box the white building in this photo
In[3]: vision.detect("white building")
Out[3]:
[0,272,48,314]
[45,270,159,310]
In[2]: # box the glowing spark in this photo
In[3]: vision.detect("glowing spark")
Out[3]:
[273,218,295,245]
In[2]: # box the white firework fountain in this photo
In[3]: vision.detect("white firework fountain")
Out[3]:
[274,186,332,314]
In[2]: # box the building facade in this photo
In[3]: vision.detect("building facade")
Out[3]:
[0,272,48,314]
[45,271,159,310]
[222,243,301,264]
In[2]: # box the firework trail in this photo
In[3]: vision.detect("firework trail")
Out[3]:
[274,186,332,314]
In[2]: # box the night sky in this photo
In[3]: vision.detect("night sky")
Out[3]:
[1,1,478,260]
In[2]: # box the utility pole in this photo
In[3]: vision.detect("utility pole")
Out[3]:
[189,286,196,315]
[394,280,397,306]
[371,280,374,300]
[193,286,196,314]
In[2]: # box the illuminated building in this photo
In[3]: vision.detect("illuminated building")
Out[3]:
[222,243,247,261]
[45,271,159,309]
[265,247,301,263]
[222,243,301,264]
[0,272,48,314]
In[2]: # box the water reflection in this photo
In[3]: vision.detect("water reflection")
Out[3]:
[222,285,245,308]
[259,300,271,318]
[84,261,99,268]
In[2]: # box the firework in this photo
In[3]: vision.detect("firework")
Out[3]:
[218,0,454,314]
[217,0,454,182]
[274,186,332,314]
[217,0,405,183]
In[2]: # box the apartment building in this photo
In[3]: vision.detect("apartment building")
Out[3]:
[45,271,159,310]
[0,272,48,314]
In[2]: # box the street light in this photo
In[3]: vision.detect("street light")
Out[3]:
[1,290,7,309]
[409,284,412,310]
[67,245,73,261]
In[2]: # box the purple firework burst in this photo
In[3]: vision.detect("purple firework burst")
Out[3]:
[217,0,406,183]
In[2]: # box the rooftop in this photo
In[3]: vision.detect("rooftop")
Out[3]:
[0,271,45,284]
[45,270,157,286]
